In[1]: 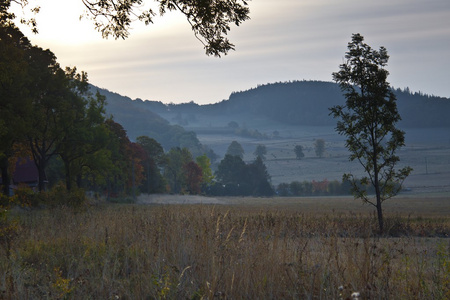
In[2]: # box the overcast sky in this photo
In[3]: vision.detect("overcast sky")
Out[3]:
[14,0,450,104]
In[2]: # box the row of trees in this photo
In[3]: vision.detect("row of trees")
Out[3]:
[0,7,206,200]
[0,18,271,199]
[213,155,274,196]
[0,15,113,195]
[226,140,326,162]
[294,139,325,159]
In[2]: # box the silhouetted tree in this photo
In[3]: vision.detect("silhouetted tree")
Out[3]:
[0,23,32,195]
[254,144,267,160]
[215,154,246,186]
[314,139,325,158]
[247,156,273,196]
[163,147,193,193]
[330,33,412,233]
[226,141,245,159]
[215,155,273,196]
[294,145,305,160]
[136,136,165,194]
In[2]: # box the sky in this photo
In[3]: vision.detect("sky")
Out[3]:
[13,0,450,105]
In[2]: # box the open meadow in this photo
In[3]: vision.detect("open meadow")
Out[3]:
[1,195,449,299]
[195,126,450,193]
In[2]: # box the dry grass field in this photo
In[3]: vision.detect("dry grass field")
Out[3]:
[1,195,449,299]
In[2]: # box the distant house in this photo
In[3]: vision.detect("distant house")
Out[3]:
[0,158,39,195]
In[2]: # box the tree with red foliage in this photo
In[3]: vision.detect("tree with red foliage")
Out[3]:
[183,161,203,195]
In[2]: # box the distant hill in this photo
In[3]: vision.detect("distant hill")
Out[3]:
[94,80,450,149]
[202,81,450,128]
[127,80,450,128]
[93,87,207,157]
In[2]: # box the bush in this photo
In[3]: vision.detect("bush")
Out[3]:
[14,185,40,208]
[12,183,87,209]
[44,183,87,208]
[0,194,20,258]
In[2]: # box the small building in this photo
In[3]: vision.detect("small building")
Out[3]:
[0,158,39,195]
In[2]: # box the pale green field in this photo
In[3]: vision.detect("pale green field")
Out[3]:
[194,126,450,193]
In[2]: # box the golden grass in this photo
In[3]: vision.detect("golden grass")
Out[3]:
[1,202,449,299]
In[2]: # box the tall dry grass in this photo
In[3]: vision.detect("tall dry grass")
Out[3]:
[1,204,449,299]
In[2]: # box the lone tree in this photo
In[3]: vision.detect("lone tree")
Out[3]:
[254,144,267,160]
[226,141,244,159]
[330,33,412,233]
[314,139,325,158]
[294,145,305,160]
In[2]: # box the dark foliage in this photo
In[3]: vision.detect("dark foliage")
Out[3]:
[214,155,274,196]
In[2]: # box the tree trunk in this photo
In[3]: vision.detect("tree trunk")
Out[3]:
[372,138,384,233]
[65,162,72,191]
[374,166,384,234]
[76,173,82,189]
[376,195,384,233]
[37,159,47,192]
[0,156,10,196]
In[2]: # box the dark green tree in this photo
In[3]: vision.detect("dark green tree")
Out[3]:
[56,69,109,191]
[215,155,273,196]
[294,145,305,160]
[196,154,214,190]
[26,46,71,192]
[136,135,165,193]
[103,119,134,197]
[226,140,244,159]
[247,156,273,196]
[0,22,32,195]
[253,144,267,160]
[163,147,193,193]
[13,0,251,57]
[330,33,412,233]
[215,154,246,186]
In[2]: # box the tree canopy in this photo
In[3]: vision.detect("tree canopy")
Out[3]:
[294,145,305,160]
[314,139,325,158]
[215,154,273,196]
[254,144,267,160]
[226,140,244,159]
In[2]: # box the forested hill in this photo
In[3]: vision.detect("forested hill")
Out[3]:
[203,81,450,128]
[97,81,450,136]
[94,87,206,156]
